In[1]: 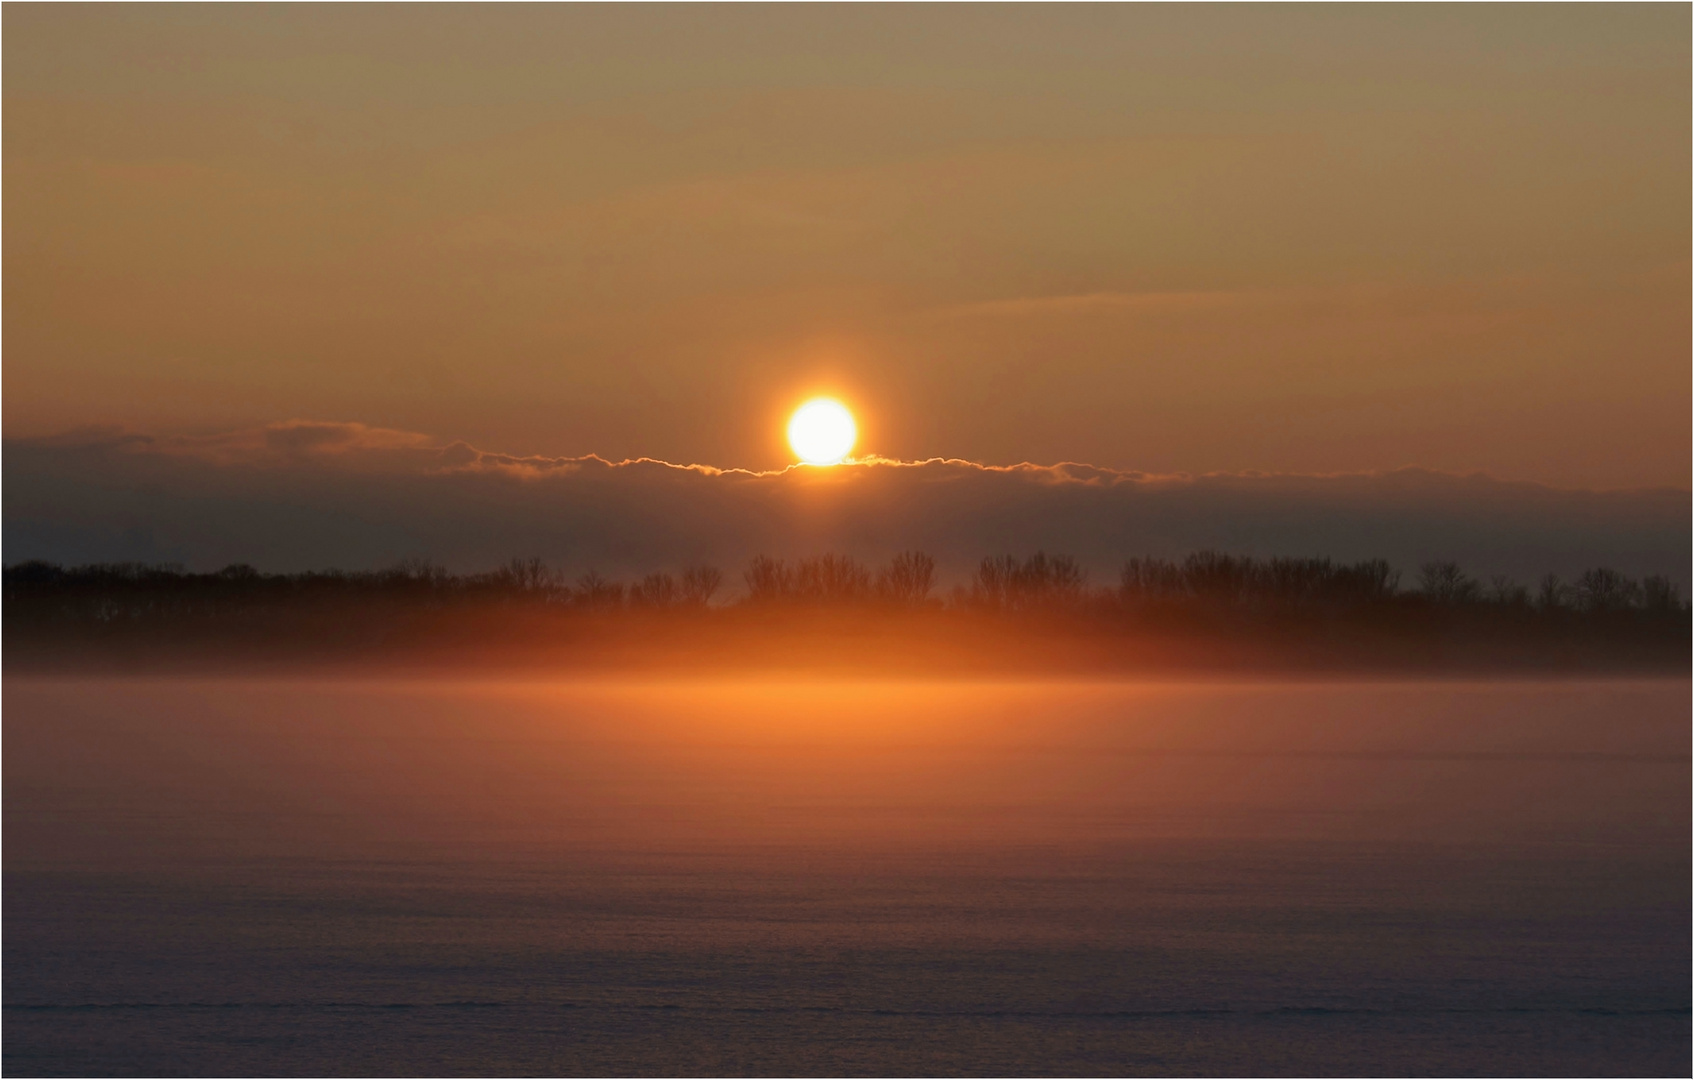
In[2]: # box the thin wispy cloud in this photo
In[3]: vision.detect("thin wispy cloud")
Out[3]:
[925,290,1241,322]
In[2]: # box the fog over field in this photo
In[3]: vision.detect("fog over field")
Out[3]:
[6,421,1688,587]
[7,678,1689,1075]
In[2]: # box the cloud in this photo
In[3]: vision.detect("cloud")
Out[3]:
[155,419,441,466]
[4,422,1688,589]
[925,290,1239,321]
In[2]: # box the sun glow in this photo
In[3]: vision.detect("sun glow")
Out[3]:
[787,398,857,465]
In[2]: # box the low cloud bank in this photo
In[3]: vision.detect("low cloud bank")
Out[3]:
[5,421,1688,591]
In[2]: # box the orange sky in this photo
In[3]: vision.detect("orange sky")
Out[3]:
[5,5,1689,487]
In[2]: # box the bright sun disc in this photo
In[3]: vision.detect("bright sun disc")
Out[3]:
[787,398,857,465]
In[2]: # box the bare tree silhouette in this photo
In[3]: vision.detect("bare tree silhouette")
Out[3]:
[1121,554,1398,607]
[680,564,723,607]
[743,554,876,604]
[631,572,681,607]
[972,552,1088,610]
[743,555,792,603]
[1535,573,1568,611]
[793,554,872,602]
[1489,575,1530,607]
[5,552,1686,658]
[1641,574,1680,615]
[573,570,624,609]
[490,556,558,595]
[1119,557,1190,602]
[1418,561,1480,605]
[1574,567,1641,613]
[878,551,936,605]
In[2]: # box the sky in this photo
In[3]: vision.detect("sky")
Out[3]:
[4,6,1690,582]
[5,5,1689,490]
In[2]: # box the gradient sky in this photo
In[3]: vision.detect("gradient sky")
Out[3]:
[6,5,1689,486]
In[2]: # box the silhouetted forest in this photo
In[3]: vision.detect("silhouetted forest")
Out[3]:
[5,550,1687,674]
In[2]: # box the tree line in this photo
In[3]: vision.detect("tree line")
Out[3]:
[4,550,1685,622]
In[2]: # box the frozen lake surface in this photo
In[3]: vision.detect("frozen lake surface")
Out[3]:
[5,677,1689,1075]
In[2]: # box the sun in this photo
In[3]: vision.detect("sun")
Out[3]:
[787,398,857,465]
